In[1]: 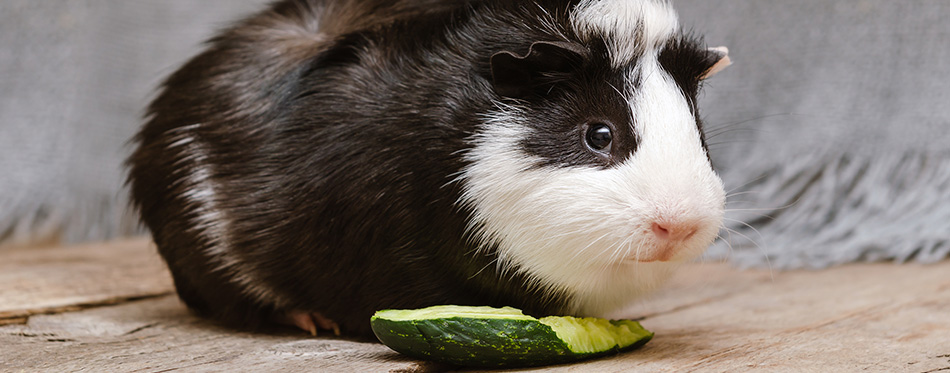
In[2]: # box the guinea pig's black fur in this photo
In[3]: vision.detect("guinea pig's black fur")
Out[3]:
[127,0,727,337]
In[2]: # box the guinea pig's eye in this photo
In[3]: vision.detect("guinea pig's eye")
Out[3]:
[585,123,613,152]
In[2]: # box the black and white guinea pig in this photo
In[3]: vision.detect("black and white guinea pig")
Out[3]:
[127,0,731,337]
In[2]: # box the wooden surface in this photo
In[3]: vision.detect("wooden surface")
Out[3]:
[2,239,949,372]
[0,238,173,324]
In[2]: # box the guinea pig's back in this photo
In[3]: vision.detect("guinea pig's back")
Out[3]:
[126,0,485,332]
[125,1,334,329]
[124,0,360,329]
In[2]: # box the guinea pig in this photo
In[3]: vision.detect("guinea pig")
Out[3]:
[127,0,731,338]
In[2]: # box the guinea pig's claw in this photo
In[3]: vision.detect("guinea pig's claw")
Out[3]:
[288,311,340,337]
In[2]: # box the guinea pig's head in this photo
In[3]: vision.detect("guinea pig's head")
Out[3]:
[460,0,730,315]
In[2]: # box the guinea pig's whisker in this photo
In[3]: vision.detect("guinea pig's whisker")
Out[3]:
[598,237,637,275]
[634,240,646,273]
[725,174,771,195]
[723,209,779,222]
[707,139,757,148]
[721,225,774,279]
[543,225,600,240]
[723,218,767,241]
[704,125,764,141]
[725,218,776,249]
[704,112,792,139]
[573,232,614,260]
[724,200,761,206]
[566,231,615,265]
[715,230,735,259]
[705,234,730,264]
[725,190,763,199]
[724,199,799,213]
[606,236,636,267]
[705,126,761,139]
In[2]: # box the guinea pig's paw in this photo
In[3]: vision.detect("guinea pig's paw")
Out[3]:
[287,310,341,337]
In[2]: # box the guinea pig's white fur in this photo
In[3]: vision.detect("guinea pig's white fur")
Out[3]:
[573,0,679,67]
[462,0,726,316]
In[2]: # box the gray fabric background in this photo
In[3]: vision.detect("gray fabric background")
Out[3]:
[0,1,263,245]
[1,1,948,268]
[676,0,950,268]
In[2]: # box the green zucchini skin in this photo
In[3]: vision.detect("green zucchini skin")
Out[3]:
[371,316,653,368]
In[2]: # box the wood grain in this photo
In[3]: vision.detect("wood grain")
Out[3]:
[0,296,437,373]
[0,237,173,321]
[523,262,950,373]
[2,239,948,372]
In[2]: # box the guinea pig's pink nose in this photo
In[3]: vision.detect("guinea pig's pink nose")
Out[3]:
[651,221,699,243]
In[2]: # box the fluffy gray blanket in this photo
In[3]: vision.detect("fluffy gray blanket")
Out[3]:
[677,0,950,268]
[0,2,261,245]
[2,1,947,269]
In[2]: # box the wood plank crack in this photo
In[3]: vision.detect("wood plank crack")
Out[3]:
[636,288,750,320]
[123,322,161,336]
[0,317,27,326]
[0,292,174,324]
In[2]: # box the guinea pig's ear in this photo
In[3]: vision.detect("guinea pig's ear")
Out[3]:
[491,41,589,99]
[700,46,731,80]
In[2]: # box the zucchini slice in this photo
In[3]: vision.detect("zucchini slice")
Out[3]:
[370,305,653,368]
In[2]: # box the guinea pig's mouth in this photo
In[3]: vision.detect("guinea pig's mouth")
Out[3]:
[621,253,673,264]
[618,242,690,264]
[625,257,663,264]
